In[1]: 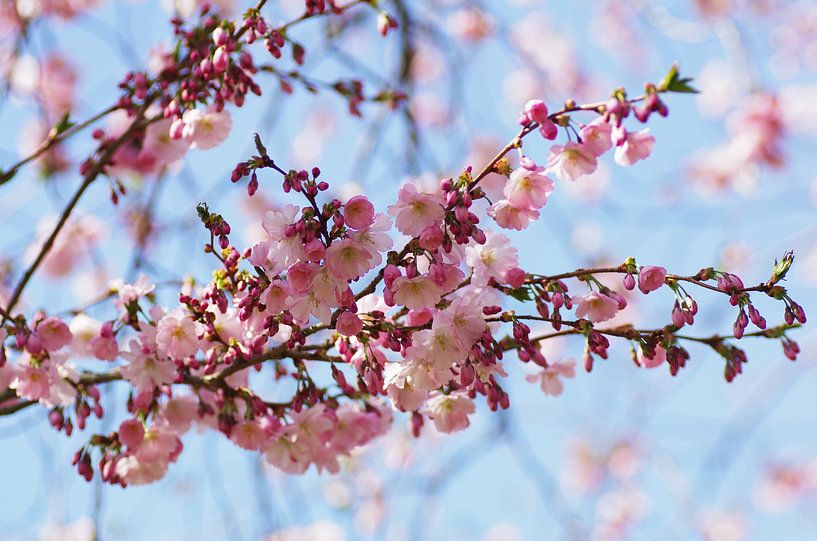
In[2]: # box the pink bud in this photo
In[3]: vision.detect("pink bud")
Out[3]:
[213,26,228,46]
[505,267,526,289]
[638,266,666,294]
[523,100,549,124]
[213,46,229,73]
[336,311,363,337]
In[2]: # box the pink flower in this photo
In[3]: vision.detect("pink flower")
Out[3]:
[336,311,363,336]
[26,214,104,278]
[638,265,667,294]
[10,365,51,401]
[526,359,576,396]
[35,316,72,352]
[464,231,519,286]
[384,362,428,411]
[182,107,232,150]
[387,183,445,236]
[141,118,190,166]
[286,261,319,293]
[392,276,442,310]
[524,99,549,124]
[115,454,170,486]
[159,396,199,434]
[522,100,557,139]
[351,213,393,265]
[69,314,102,357]
[436,296,487,348]
[614,129,655,166]
[546,142,598,181]
[119,419,145,448]
[344,195,375,229]
[574,291,619,323]
[212,46,229,72]
[504,163,554,209]
[136,427,181,463]
[580,118,613,156]
[638,345,666,368]
[488,199,539,230]
[89,322,119,361]
[325,238,374,281]
[156,310,200,361]
[423,391,475,433]
[121,342,176,391]
[505,267,526,289]
[231,420,270,451]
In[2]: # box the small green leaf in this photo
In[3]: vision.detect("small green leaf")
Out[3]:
[253,133,268,158]
[657,63,700,94]
[53,111,75,135]
[507,287,533,302]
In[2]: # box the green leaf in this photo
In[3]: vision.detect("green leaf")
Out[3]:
[507,287,533,302]
[253,133,268,158]
[657,64,700,94]
[53,111,75,135]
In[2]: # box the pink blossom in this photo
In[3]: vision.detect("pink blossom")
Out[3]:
[212,46,229,72]
[286,262,319,293]
[488,199,540,230]
[574,291,620,323]
[387,183,444,236]
[26,214,104,278]
[505,267,527,289]
[638,265,667,294]
[141,118,190,166]
[638,345,666,368]
[423,391,475,433]
[351,213,393,265]
[392,276,442,310]
[121,340,176,391]
[119,419,145,448]
[115,454,170,486]
[384,362,428,411]
[38,54,77,117]
[580,118,613,156]
[182,107,232,150]
[325,238,374,281]
[336,311,363,336]
[160,396,199,434]
[504,164,554,209]
[69,314,102,357]
[464,231,519,286]
[427,262,465,293]
[522,100,557,138]
[35,316,72,352]
[344,195,375,229]
[231,420,270,451]
[526,359,576,396]
[436,296,488,348]
[614,129,655,166]
[155,310,200,361]
[10,365,51,401]
[135,427,181,463]
[0,363,15,391]
[547,142,598,181]
[524,99,549,124]
[89,322,119,361]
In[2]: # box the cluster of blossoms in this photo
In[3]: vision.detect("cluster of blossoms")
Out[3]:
[689,92,786,195]
[485,83,665,231]
[0,1,806,489]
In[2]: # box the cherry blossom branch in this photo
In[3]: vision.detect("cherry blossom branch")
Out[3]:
[0,105,120,186]
[2,103,157,324]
